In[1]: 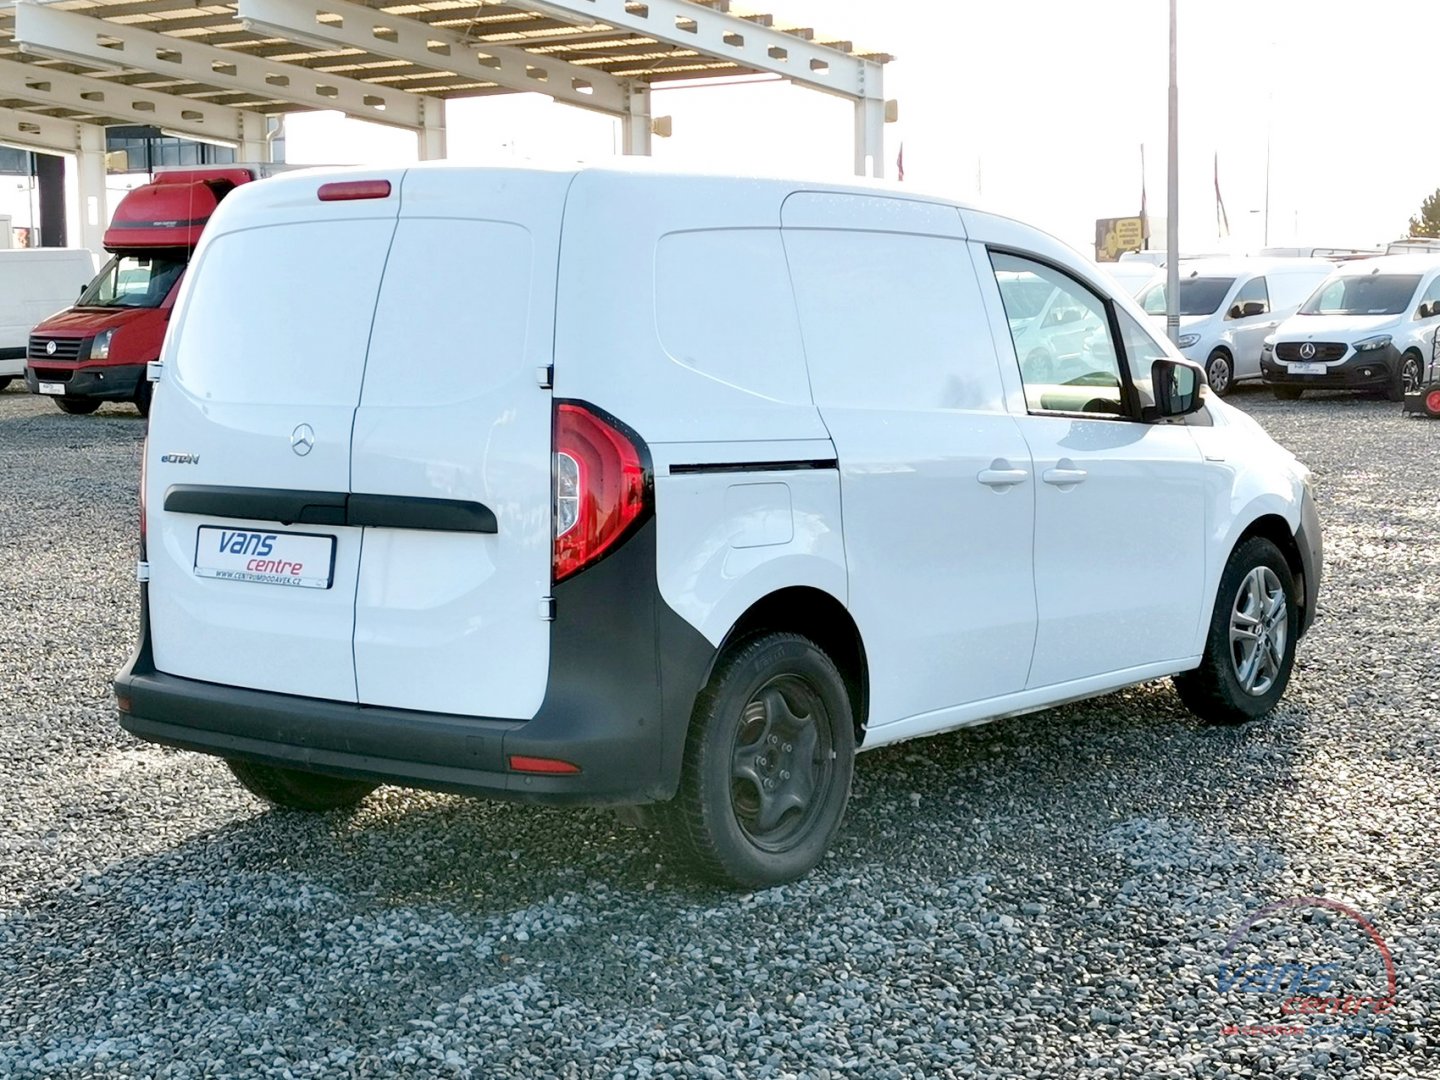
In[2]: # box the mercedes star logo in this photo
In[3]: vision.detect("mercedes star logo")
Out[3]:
[1299,342,1316,360]
[44,340,56,356]
[291,423,316,457]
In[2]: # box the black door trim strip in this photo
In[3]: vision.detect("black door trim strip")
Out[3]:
[164,485,498,534]
[669,458,839,476]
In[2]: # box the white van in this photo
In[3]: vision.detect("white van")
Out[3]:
[1138,259,1334,394]
[1261,254,1440,399]
[116,164,1322,886]
[0,248,96,389]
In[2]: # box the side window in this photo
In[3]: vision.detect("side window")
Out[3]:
[1227,276,1270,319]
[1117,309,1167,410]
[783,229,1005,412]
[990,251,1125,416]
[1419,276,1440,314]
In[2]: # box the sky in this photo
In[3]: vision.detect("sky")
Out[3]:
[13,0,1440,256]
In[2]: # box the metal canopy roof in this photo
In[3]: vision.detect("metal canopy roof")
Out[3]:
[0,0,891,122]
[0,0,892,251]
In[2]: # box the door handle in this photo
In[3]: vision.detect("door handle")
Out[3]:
[977,463,1029,489]
[1042,464,1088,487]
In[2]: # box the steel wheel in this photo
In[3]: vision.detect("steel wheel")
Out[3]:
[1229,565,1288,697]
[730,676,834,853]
[1206,350,1232,395]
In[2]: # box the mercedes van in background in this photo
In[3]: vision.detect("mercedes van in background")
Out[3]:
[24,164,284,416]
[0,248,96,391]
[1261,254,1440,400]
[116,164,1321,887]
[1139,258,1334,394]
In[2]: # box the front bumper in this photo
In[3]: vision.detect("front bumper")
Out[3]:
[25,362,146,401]
[1259,345,1399,390]
[1295,487,1322,637]
[115,518,716,807]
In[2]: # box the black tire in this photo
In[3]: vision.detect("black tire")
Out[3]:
[1174,536,1299,725]
[55,397,101,415]
[1205,349,1234,396]
[134,379,152,418]
[1025,348,1055,382]
[1271,385,1303,401]
[0,376,11,392]
[227,759,377,811]
[1398,350,1425,399]
[661,633,855,887]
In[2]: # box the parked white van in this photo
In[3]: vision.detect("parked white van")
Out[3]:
[116,164,1322,886]
[1261,254,1440,399]
[1138,259,1334,394]
[0,248,96,389]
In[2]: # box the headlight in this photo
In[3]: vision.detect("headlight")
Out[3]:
[1262,337,1275,353]
[1353,334,1392,352]
[1177,333,1201,348]
[89,328,114,360]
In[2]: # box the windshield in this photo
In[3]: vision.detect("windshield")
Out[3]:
[79,252,187,309]
[1298,274,1422,316]
[1140,277,1236,317]
[996,275,1054,321]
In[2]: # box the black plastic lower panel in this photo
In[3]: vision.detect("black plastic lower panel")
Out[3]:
[116,517,717,806]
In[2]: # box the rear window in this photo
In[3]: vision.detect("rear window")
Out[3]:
[167,220,396,406]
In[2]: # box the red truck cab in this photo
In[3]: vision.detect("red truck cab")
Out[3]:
[25,167,264,416]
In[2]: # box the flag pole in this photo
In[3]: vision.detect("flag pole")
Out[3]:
[1165,0,1180,345]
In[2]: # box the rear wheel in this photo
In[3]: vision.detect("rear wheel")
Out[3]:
[55,397,100,415]
[1174,537,1299,725]
[1271,385,1303,401]
[227,760,377,811]
[1205,349,1234,396]
[1425,387,1440,419]
[662,633,854,887]
[134,379,152,418]
[0,377,11,392]
[1399,350,1425,397]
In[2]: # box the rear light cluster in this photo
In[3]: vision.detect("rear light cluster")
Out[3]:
[553,402,650,582]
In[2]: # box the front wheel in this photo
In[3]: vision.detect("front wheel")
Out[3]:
[1271,385,1303,401]
[1205,349,1234,396]
[1398,351,1425,398]
[55,397,101,415]
[662,633,855,887]
[1174,537,1299,725]
[227,760,377,811]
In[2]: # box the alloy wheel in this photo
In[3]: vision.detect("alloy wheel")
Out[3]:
[1229,565,1288,696]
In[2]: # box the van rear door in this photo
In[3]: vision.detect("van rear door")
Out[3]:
[146,172,402,701]
[349,167,570,719]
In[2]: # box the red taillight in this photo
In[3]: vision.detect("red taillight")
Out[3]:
[509,755,581,775]
[553,402,649,582]
[317,179,392,202]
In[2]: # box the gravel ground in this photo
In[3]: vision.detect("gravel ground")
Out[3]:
[1,382,1438,1078]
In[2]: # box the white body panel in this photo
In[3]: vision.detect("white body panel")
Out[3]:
[350,169,567,718]
[0,248,96,375]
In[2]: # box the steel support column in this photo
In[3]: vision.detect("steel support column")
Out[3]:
[853,95,884,178]
[417,96,445,161]
[621,83,652,157]
[76,123,106,254]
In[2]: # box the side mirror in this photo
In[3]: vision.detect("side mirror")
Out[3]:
[1149,358,1205,420]
[1419,301,1438,319]
[1229,301,1265,319]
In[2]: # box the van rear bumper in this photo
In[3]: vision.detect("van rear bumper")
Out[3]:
[116,518,717,807]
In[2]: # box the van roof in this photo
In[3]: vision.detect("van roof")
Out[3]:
[1174,256,1336,277]
[1327,253,1440,276]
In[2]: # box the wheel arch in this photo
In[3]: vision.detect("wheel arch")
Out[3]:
[709,586,870,745]
[1235,513,1308,630]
